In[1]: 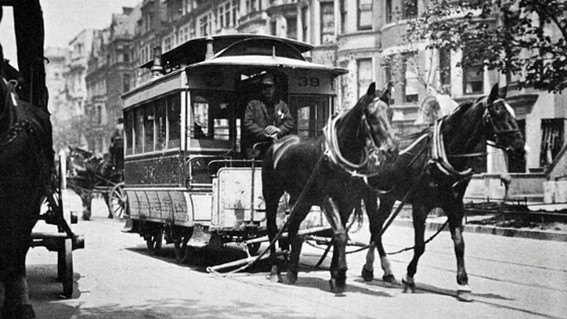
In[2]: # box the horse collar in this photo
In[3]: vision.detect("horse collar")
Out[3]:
[430,117,473,178]
[323,115,369,174]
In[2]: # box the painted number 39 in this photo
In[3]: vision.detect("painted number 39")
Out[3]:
[298,77,320,87]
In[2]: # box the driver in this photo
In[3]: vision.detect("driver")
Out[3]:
[243,73,295,158]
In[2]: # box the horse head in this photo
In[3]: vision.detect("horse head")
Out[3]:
[359,83,398,165]
[482,84,526,159]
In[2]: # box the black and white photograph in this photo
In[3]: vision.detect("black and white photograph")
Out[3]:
[0,0,566,318]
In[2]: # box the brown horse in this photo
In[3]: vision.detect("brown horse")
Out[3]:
[262,83,398,293]
[361,84,525,301]
[0,66,54,318]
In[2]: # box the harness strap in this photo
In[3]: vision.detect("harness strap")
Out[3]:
[323,115,369,172]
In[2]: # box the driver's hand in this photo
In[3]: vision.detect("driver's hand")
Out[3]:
[264,125,280,136]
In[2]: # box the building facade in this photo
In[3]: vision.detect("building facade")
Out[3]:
[84,7,140,155]
[67,0,566,196]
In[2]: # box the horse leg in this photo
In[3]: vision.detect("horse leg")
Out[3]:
[446,203,472,302]
[362,195,397,285]
[321,197,348,293]
[402,203,427,294]
[81,191,92,221]
[3,276,34,319]
[265,190,283,283]
[102,192,112,218]
[285,202,310,284]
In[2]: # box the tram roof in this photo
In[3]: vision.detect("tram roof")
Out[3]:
[141,34,314,70]
[185,55,347,76]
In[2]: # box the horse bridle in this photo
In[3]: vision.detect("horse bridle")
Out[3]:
[483,98,521,151]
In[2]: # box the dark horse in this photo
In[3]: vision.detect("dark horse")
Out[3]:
[262,83,398,293]
[0,66,54,317]
[67,146,122,220]
[361,84,525,301]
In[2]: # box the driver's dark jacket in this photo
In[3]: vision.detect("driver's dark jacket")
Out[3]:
[244,98,295,143]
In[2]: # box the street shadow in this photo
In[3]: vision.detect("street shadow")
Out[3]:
[288,275,394,298]
[125,244,274,273]
[55,297,338,319]
[26,264,82,319]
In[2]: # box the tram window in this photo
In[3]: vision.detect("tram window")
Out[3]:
[134,107,144,153]
[289,95,330,137]
[189,90,234,144]
[125,110,134,155]
[192,99,209,138]
[168,95,181,148]
[155,99,167,151]
[144,104,155,152]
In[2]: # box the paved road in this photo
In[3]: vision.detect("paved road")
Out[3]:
[26,193,567,319]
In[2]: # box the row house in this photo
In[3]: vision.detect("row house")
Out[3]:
[44,46,72,152]
[63,29,96,150]
[79,0,564,201]
[84,7,140,156]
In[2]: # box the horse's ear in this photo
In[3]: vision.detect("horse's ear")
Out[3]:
[366,82,376,96]
[488,83,500,103]
[380,83,391,103]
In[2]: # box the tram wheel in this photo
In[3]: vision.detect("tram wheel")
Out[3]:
[57,238,74,298]
[109,182,127,220]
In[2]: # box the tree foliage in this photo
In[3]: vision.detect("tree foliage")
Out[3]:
[405,0,567,93]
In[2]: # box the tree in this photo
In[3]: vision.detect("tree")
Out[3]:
[404,0,567,93]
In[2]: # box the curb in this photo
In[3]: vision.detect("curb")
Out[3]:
[392,218,567,242]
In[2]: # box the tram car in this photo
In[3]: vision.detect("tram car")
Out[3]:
[122,34,346,258]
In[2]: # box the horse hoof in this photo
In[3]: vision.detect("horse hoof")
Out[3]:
[457,285,473,302]
[329,279,346,295]
[286,269,298,284]
[361,267,374,282]
[382,274,399,287]
[402,278,416,293]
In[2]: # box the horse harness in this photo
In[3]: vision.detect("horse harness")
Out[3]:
[322,113,383,182]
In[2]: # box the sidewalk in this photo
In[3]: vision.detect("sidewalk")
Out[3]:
[392,216,567,242]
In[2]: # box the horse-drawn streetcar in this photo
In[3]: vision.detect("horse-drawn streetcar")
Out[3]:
[121,34,347,263]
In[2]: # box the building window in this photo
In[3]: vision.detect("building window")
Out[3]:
[320,1,334,44]
[245,0,258,14]
[385,0,393,23]
[287,16,297,40]
[403,55,419,103]
[540,118,565,169]
[199,15,210,36]
[439,49,451,92]
[339,0,347,34]
[270,20,277,36]
[232,0,239,26]
[357,58,373,99]
[123,73,131,93]
[96,105,102,125]
[463,65,484,94]
[402,0,417,19]
[358,0,372,30]
[301,6,308,42]
[383,64,395,104]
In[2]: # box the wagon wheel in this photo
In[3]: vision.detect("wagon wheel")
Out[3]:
[109,182,128,220]
[146,229,163,255]
[57,238,74,298]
